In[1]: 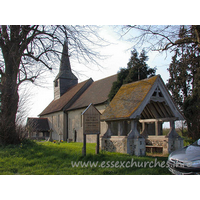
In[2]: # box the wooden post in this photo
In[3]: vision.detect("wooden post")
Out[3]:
[82,134,86,156]
[96,133,100,154]
[167,120,179,137]
[128,119,140,138]
[82,104,101,156]
[118,121,124,136]
[155,120,159,136]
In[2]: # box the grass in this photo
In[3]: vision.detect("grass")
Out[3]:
[0,140,171,175]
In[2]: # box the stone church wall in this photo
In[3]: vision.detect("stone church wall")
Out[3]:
[41,104,108,142]
[41,111,65,141]
[68,104,108,143]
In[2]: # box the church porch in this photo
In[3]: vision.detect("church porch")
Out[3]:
[100,119,146,156]
[100,117,183,155]
[100,76,185,156]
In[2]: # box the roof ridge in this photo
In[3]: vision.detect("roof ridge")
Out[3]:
[157,75,185,119]
[66,74,118,111]
[39,78,93,116]
[54,78,93,101]
[92,74,117,83]
[101,75,160,121]
[67,78,93,91]
[62,78,94,110]
[121,75,160,87]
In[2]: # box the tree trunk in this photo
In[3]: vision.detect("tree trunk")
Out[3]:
[0,58,20,145]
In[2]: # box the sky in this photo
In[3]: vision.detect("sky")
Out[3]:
[21,25,173,123]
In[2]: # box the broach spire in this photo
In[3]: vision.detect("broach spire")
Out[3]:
[54,37,78,100]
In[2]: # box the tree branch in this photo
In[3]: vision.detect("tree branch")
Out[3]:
[17,61,40,86]
[19,25,40,55]
[18,76,38,86]
[22,52,52,70]
[1,25,9,43]
[122,25,200,52]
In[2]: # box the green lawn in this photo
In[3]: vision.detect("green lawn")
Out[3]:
[0,140,171,175]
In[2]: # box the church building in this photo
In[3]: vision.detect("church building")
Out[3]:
[27,39,117,143]
[27,39,184,155]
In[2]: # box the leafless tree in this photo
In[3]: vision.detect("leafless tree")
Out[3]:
[16,84,33,126]
[0,25,108,144]
[118,25,200,52]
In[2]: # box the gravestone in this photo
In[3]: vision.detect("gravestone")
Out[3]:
[82,103,101,156]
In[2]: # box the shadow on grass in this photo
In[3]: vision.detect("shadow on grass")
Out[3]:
[0,140,171,175]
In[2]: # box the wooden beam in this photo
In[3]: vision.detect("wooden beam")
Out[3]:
[147,103,160,118]
[162,102,174,117]
[141,112,146,119]
[152,102,165,118]
[146,104,155,118]
[155,120,159,136]
[139,117,178,123]
[157,102,169,117]
[155,102,166,117]
[142,107,151,119]
[167,106,175,117]
[150,96,165,102]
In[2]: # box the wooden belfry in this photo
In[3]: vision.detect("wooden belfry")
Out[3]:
[82,103,101,156]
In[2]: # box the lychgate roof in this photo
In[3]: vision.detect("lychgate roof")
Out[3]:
[101,75,184,121]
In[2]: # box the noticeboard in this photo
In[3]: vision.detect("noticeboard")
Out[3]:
[82,103,101,134]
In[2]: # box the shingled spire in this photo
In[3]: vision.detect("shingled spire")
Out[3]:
[54,38,78,100]
[60,37,71,72]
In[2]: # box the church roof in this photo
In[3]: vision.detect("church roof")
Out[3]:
[101,75,184,121]
[26,118,50,132]
[40,74,117,116]
[67,74,118,111]
[40,79,92,116]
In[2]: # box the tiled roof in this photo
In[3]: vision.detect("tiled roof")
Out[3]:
[101,75,159,121]
[26,118,50,132]
[40,74,117,116]
[67,74,118,111]
[40,79,92,116]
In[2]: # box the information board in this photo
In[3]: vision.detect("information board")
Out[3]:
[82,103,101,134]
[82,103,101,156]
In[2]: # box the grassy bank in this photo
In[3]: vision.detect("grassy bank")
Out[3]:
[0,140,171,175]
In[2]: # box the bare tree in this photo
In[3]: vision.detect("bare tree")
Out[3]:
[0,25,107,145]
[16,84,33,126]
[119,25,200,52]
